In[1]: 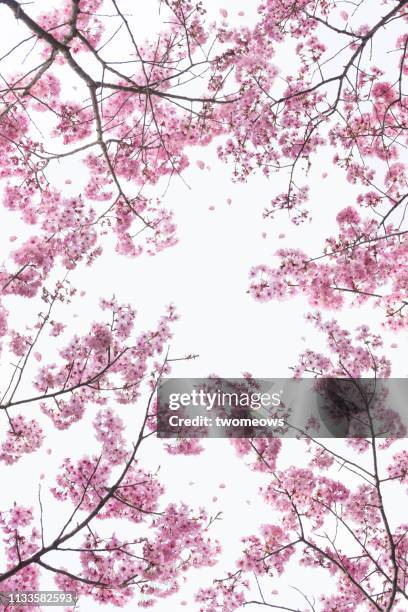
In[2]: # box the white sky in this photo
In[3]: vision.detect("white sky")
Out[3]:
[0,1,407,610]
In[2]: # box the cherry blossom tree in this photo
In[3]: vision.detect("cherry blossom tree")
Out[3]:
[198,319,408,611]
[0,0,231,607]
[243,0,408,329]
[203,0,408,609]
[0,289,222,608]
[0,0,407,610]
